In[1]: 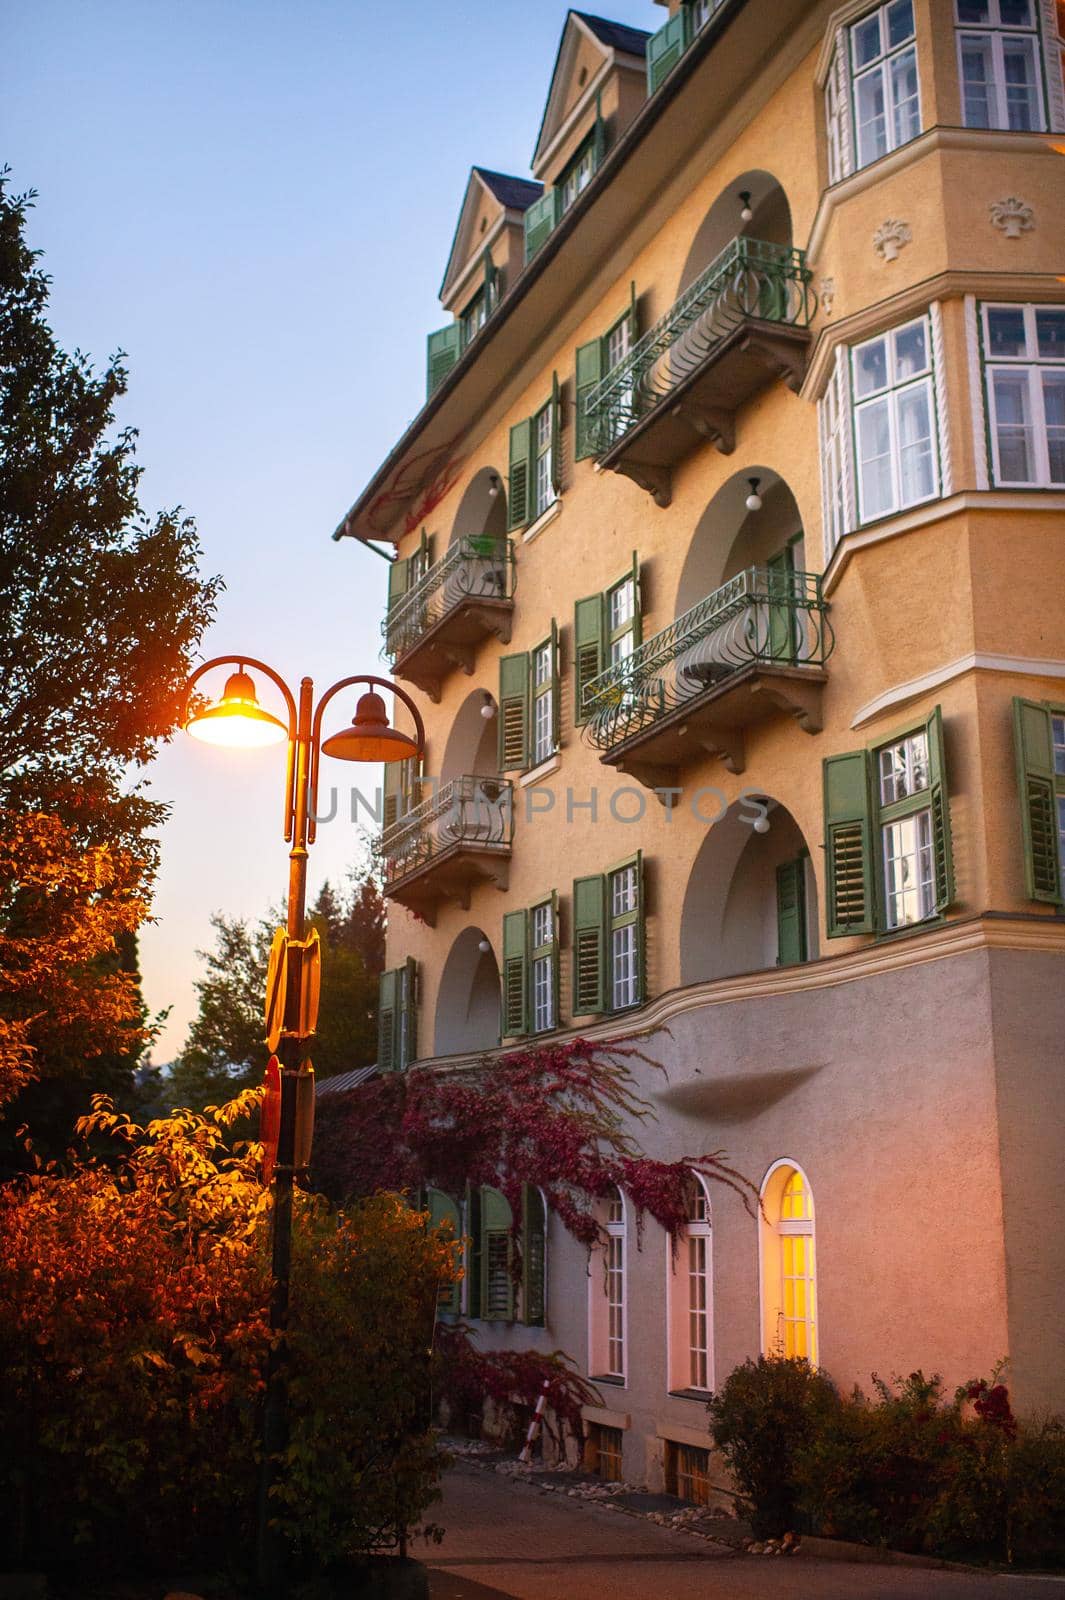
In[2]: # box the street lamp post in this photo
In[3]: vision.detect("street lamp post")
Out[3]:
[184,657,425,1596]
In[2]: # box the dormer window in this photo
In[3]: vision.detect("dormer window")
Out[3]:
[558,134,596,215]
[461,288,487,346]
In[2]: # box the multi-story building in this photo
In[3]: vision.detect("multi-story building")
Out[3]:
[334,0,1065,1485]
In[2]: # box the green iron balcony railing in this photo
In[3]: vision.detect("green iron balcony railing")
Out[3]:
[382,775,513,893]
[582,237,814,458]
[383,536,515,665]
[582,566,832,753]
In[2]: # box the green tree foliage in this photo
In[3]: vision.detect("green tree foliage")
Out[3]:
[166,867,385,1109]
[0,171,219,1146]
[0,1093,456,1579]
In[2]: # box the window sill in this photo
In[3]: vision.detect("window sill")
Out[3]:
[522,499,562,544]
[519,752,561,786]
[667,1388,713,1402]
[589,1373,626,1387]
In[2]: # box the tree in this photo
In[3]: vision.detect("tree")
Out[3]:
[166,866,385,1109]
[0,171,219,1137]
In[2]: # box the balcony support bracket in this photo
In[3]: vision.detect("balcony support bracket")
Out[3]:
[675,401,735,455]
[741,328,808,396]
[614,458,672,508]
[749,675,825,734]
[616,758,680,800]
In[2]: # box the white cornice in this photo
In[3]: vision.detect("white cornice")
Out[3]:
[851,653,1065,729]
[802,270,1065,401]
[419,916,1065,1076]
[805,128,1058,266]
[821,490,1065,595]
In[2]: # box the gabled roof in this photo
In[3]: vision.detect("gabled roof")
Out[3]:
[574,12,651,56]
[475,168,544,211]
[533,9,651,176]
[438,166,543,304]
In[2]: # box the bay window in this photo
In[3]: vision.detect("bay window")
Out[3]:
[983,304,1065,487]
[956,0,1045,129]
[852,315,939,521]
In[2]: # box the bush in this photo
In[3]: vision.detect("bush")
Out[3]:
[0,1095,458,1580]
[706,1356,840,1536]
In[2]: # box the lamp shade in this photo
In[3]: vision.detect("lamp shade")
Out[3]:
[321,691,421,764]
[185,669,288,748]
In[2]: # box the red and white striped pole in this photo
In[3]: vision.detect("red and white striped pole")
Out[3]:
[519,1378,552,1464]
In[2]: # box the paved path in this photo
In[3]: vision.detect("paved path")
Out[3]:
[426,1464,1065,1600]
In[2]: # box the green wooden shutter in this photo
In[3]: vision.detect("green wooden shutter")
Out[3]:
[427,322,462,397]
[377,968,398,1071]
[502,908,529,1037]
[483,246,500,314]
[498,651,529,770]
[523,190,556,263]
[480,1185,515,1321]
[464,1185,481,1319]
[776,857,808,966]
[573,873,606,1014]
[550,372,562,496]
[925,705,955,916]
[574,338,604,461]
[574,594,606,724]
[647,8,690,93]
[1012,697,1063,903]
[387,554,409,613]
[630,551,642,648]
[522,1184,546,1327]
[427,1188,461,1315]
[400,954,418,1068]
[823,750,874,936]
[549,617,561,749]
[592,90,607,172]
[507,418,533,532]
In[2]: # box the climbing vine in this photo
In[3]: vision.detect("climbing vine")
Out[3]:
[313,1034,758,1248]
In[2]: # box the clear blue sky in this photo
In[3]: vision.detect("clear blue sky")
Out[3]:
[4,0,660,1063]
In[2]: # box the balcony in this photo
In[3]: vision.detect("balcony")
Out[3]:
[383,536,515,702]
[583,237,814,507]
[382,776,513,924]
[583,567,832,789]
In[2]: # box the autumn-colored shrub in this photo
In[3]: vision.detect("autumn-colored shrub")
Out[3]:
[433,1322,600,1454]
[0,1094,458,1580]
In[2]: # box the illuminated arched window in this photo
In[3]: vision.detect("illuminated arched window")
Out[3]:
[667,1173,713,1393]
[760,1161,817,1363]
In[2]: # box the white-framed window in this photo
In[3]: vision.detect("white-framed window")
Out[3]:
[532,639,555,765]
[852,314,939,522]
[533,402,554,518]
[982,304,1065,487]
[461,287,487,347]
[589,1185,627,1380]
[559,137,595,214]
[851,0,921,169]
[609,863,639,1010]
[760,1162,817,1363]
[608,575,636,668]
[667,1173,713,1393]
[877,726,936,928]
[531,898,556,1034]
[956,0,1045,129]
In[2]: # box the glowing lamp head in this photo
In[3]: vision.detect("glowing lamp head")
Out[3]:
[320,690,421,764]
[185,669,288,748]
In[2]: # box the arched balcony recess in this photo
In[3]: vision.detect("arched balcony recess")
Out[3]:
[384,465,514,702]
[583,472,830,794]
[435,926,501,1057]
[382,690,512,925]
[583,173,812,507]
[680,796,820,987]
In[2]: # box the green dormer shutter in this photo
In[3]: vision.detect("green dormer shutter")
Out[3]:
[426,322,462,397]
[523,190,556,264]
[647,8,690,93]
[1012,698,1064,903]
[483,246,500,314]
[823,750,874,937]
[507,418,533,532]
[574,593,606,723]
[592,90,607,172]
[574,338,604,461]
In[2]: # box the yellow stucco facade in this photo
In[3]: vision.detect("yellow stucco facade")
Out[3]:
[335,0,1065,1464]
